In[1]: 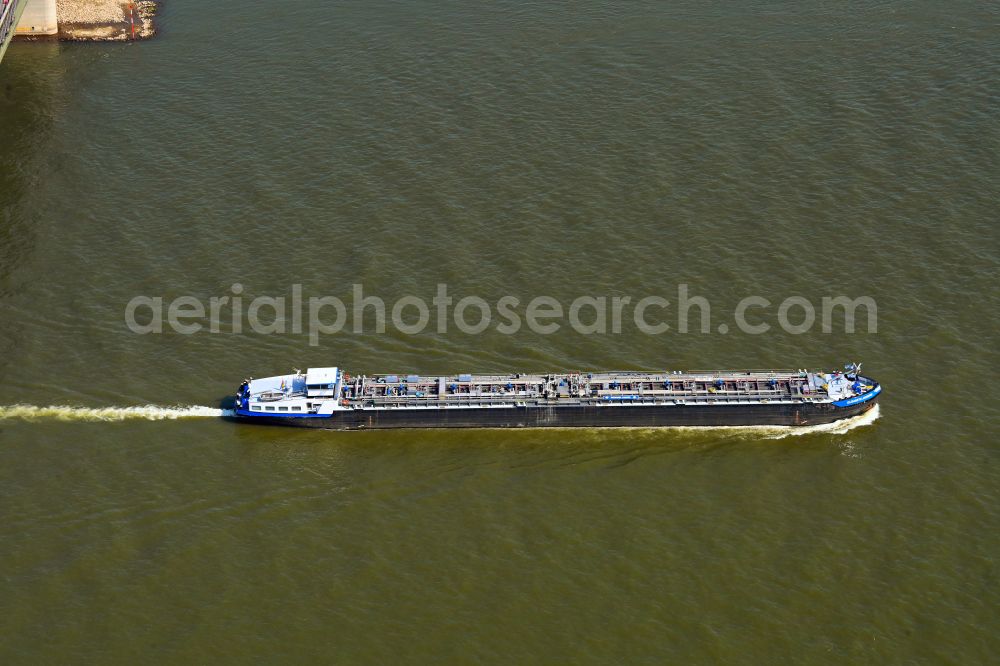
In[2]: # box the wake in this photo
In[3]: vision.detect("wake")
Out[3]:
[764,403,880,439]
[0,403,879,435]
[0,405,233,422]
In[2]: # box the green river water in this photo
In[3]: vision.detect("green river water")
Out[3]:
[0,1,998,662]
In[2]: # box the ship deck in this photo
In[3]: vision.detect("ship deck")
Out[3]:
[337,369,848,409]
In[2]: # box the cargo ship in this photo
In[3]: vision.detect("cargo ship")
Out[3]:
[231,363,881,430]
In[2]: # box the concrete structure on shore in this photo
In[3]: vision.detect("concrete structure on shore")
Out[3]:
[16,0,57,36]
[1,0,156,61]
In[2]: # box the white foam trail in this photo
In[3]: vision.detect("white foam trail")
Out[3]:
[0,405,233,422]
[0,403,879,435]
[764,403,881,439]
[553,404,881,438]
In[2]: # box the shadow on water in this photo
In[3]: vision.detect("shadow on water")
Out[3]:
[0,43,62,374]
[226,413,873,473]
[0,45,62,283]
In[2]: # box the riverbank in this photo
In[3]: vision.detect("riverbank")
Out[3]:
[18,0,158,41]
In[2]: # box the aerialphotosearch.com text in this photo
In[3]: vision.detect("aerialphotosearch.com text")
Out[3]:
[125,283,877,346]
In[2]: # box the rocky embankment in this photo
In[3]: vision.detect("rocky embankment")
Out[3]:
[57,0,158,40]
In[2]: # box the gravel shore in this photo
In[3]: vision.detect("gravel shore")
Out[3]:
[56,0,158,40]
[57,0,125,25]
